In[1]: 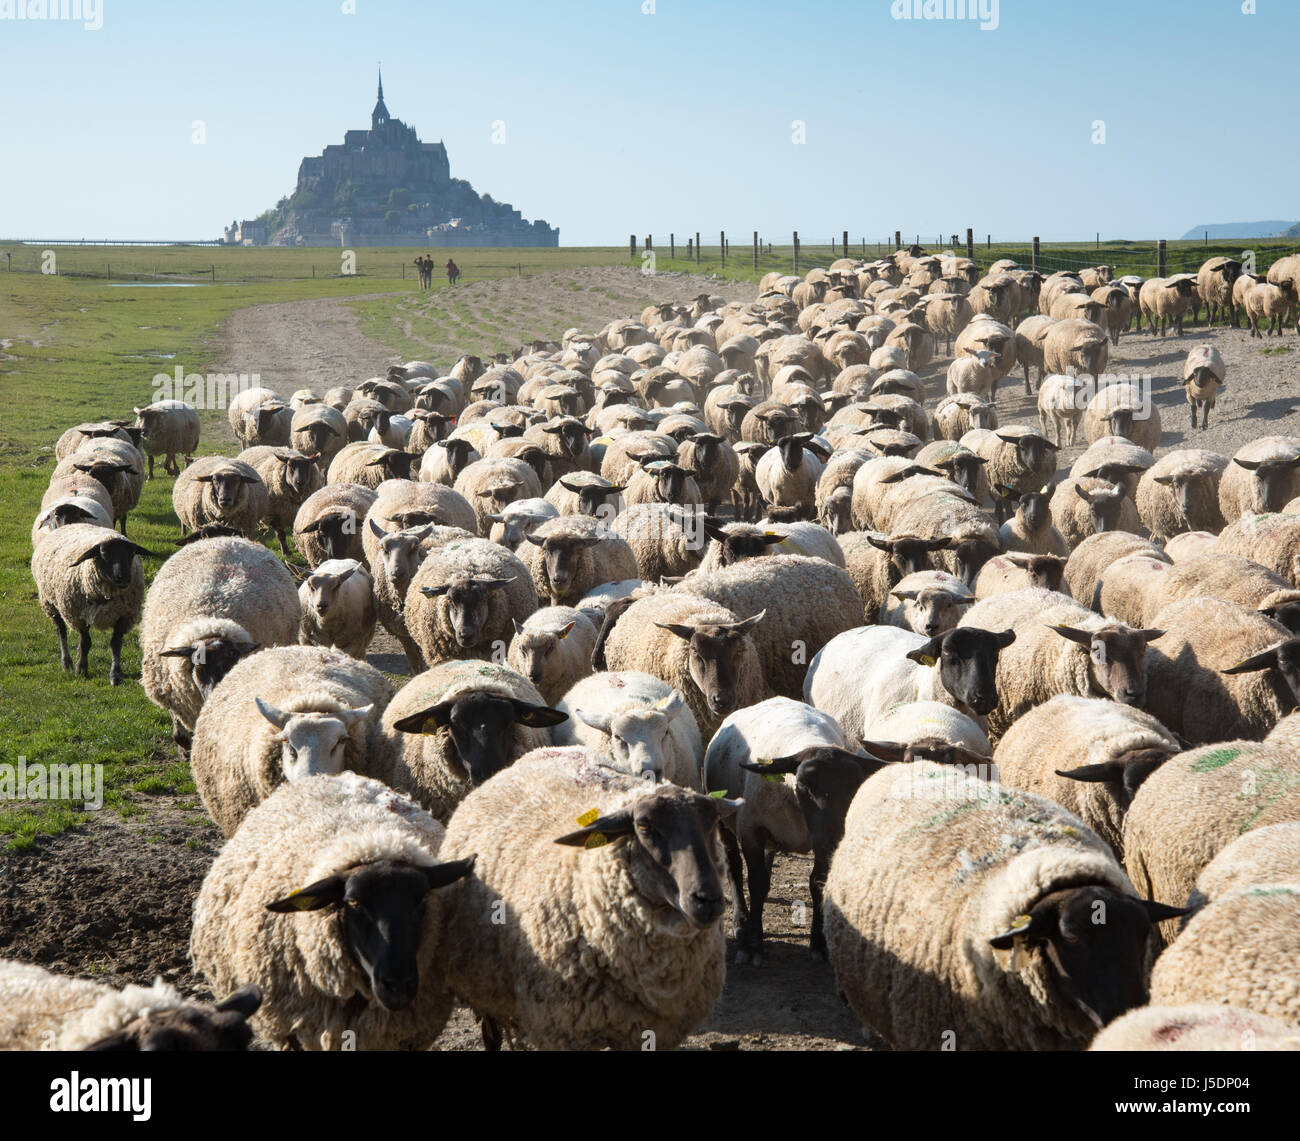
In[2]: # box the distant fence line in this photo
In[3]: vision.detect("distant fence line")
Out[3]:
[0,257,533,285]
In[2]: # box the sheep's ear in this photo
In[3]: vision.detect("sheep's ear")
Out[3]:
[420,583,453,598]
[890,589,919,602]
[658,689,686,719]
[1049,624,1094,647]
[1136,628,1166,642]
[392,701,455,734]
[266,874,348,913]
[158,644,196,658]
[865,534,893,552]
[1152,474,1174,486]
[1140,900,1189,924]
[214,985,263,1018]
[195,474,215,483]
[1055,761,1121,784]
[368,517,389,539]
[511,617,525,635]
[422,855,476,891]
[255,697,292,730]
[239,473,261,484]
[574,707,612,733]
[905,635,944,667]
[511,701,568,728]
[557,620,576,640]
[70,545,103,566]
[334,704,373,729]
[729,610,766,635]
[1222,647,1281,675]
[654,621,697,641]
[523,533,547,547]
[553,810,634,847]
[857,739,909,764]
[989,904,1056,949]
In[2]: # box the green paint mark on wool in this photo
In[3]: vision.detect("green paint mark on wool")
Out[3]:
[1190,747,1244,772]
[1248,886,1297,898]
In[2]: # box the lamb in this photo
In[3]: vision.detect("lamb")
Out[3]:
[453,456,545,535]
[434,746,739,1050]
[290,403,347,469]
[1139,276,1197,336]
[945,349,999,401]
[1245,281,1297,337]
[1181,344,1227,429]
[611,502,705,582]
[1215,511,1300,587]
[1136,449,1229,540]
[998,488,1069,556]
[293,483,378,568]
[676,555,863,701]
[880,570,974,636]
[1064,531,1168,606]
[1050,477,1142,548]
[53,438,145,533]
[991,695,1180,859]
[237,446,324,556]
[933,392,998,441]
[521,514,640,607]
[1042,317,1109,377]
[957,588,1165,740]
[404,537,537,667]
[1082,381,1162,452]
[703,698,868,965]
[190,644,393,836]
[0,960,261,1051]
[31,495,113,545]
[553,671,702,788]
[1218,436,1300,521]
[298,559,376,659]
[1036,373,1090,446]
[31,524,148,684]
[974,552,1070,598]
[824,761,1183,1050]
[1122,738,1300,939]
[376,660,565,821]
[600,591,765,740]
[190,772,475,1050]
[327,442,416,489]
[132,399,199,478]
[506,606,600,704]
[804,623,1015,747]
[228,387,292,448]
[140,535,300,751]
[1090,1004,1300,1052]
[1142,598,1299,743]
[173,456,268,538]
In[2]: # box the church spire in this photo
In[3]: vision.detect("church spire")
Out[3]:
[372,65,390,129]
[377,66,383,102]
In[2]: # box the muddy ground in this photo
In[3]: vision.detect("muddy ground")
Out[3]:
[5,265,1296,1049]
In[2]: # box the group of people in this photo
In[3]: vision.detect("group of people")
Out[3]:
[413,255,461,289]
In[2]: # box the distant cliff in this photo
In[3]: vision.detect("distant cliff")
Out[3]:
[1179,221,1296,241]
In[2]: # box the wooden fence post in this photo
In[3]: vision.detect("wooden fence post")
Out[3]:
[630,234,636,259]
[695,232,700,265]
[1032,236,1040,272]
[1157,239,1167,278]
[720,231,726,268]
[670,233,674,259]
[894,230,901,250]
[793,231,799,275]
[753,231,758,271]
[966,228,974,260]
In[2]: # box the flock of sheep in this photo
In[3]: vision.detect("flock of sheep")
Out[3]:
[6,243,1300,1052]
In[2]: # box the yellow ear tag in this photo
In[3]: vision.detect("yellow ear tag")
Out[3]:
[763,774,784,783]
[584,831,609,849]
[763,531,778,537]
[422,725,441,736]
[918,654,937,668]
[707,789,728,799]
[576,807,600,827]
[283,890,319,911]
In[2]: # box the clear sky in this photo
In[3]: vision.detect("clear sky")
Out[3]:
[1,0,1294,245]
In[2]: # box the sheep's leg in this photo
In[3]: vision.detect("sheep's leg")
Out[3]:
[721,827,748,934]
[1023,363,1032,395]
[170,713,192,755]
[108,616,131,686]
[808,852,831,962]
[275,528,291,559]
[399,634,426,675]
[146,454,154,481]
[75,627,91,679]
[734,832,770,966]
[118,514,128,536]
[480,1017,504,1052]
[1189,401,1198,430]
[1201,403,1211,430]
[51,611,73,672]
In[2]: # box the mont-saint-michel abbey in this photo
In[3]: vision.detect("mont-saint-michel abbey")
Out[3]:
[223,72,559,247]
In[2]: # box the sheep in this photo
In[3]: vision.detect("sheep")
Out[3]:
[974,426,1059,503]
[0,960,261,1051]
[1070,435,1155,501]
[998,488,1069,556]
[1219,436,1300,521]
[172,456,268,539]
[703,698,869,965]
[406,409,454,455]
[40,473,115,525]
[31,524,148,684]
[520,513,640,607]
[140,535,300,751]
[957,588,1165,740]
[1215,511,1300,588]
[1136,449,1229,540]
[1064,532,1168,607]
[933,392,998,441]
[1186,821,1300,912]
[945,349,999,401]
[553,671,702,788]
[545,472,626,519]
[610,502,705,582]
[1141,597,1298,744]
[925,291,973,354]
[880,570,974,635]
[228,387,292,448]
[1011,314,1057,394]
[376,659,565,821]
[1091,283,1134,346]
[623,458,704,510]
[1082,381,1162,452]
[888,490,1003,588]
[1144,552,1300,621]
[824,761,1183,1050]
[600,591,765,740]
[1093,552,1172,625]
[327,442,417,489]
[298,558,376,659]
[190,771,475,1050]
[434,746,739,1050]
[1036,373,1090,446]
[31,495,114,545]
[1042,317,1110,377]
[804,623,1015,747]
[1139,276,1197,336]
[839,530,951,619]
[293,483,377,568]
[677,432,740,517]
[915,441,992,506]
[506,607,600,704]
[883,320,935,373]
[1177,344,1227,431]
[190,644,392,836]
[343,396,395,444]
[1122,738,1300,942]
[1049,477,1141,548]
[53,438,144,533]
[53,420,136,461]
[754,434,824,516]
[1090,1003,1300,1052]
[454,456,545,535]
[237,445,324,556]
[750,517,846,567]
[858,698,993,760]
[676,555,863,701]
[1165,530,1218,562]
[290,403,348,470]
[419,437,481,486]
[992,695,1180,859]
[1245,281,1297,337]
[974,552,1070,598]
[132,399,199,478]
[359,479,479,566]
[1266,252,1300,330]
[486,497,559,551]
[404,537,537,668]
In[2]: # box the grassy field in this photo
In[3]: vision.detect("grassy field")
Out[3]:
[3,235,1297,849]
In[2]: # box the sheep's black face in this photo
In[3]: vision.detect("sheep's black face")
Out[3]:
[91,538,141,589]
[50,503,94,529]
[1237,456,1300,513]
[1086,628,1156,706]
[76,461,125,496]
[443,694,520,784]
[442,439,475,477]
[192,637,257,698]
[558,421,587,456]
[315,512,356,559]
[1263,603,1300,636]
[630,788,731,929]
[1086,488,1126,533]
[209,472,248,510]
[1024,557,1066,593]
[284,457,315,498]
[443,582,493,646]
[1014,435,1054,474]
[713,528,782,566]
[952,538,999,588]
[86,987,262,1052]
[655,466,688,502]
[1019,492,1051,534]
[576,486,617,517]
[919,627,1013,717]
[891,537,946,579]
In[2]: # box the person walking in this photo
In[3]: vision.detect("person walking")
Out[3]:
[445,258,461,286]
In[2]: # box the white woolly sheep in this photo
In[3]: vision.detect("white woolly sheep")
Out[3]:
[1139,277,1197,336]
[31,495,113,546]
[453,455,545,535]
[228,387,292,448]
[1050,476,1143,548]
[293,482,377,568]
[327,442,417,489]
[359,479,479,566]
[1218,436,1300,521]
[611,502,706,582]
[997,488,1069,556]
[1136,449,1228,540]
[974,552,1070,599]
[521,513,640,607]
[1182,344,1227,430]
[53,437,145,534]
[880,569,974,636]
[133,399,199,478]
[974,426,1059,501]
[173,456,268,538]
[290,403,348,469]
[506,606,600,704]
[237,445,324,556]
[1036,373,1090,447]
[1042,317,1109,378]
[1215,511,1300,594]
[1090,1003,1300,1051]
[298,558,376,659]
[1063,531,1167,606]
[1082,381,1162,452]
